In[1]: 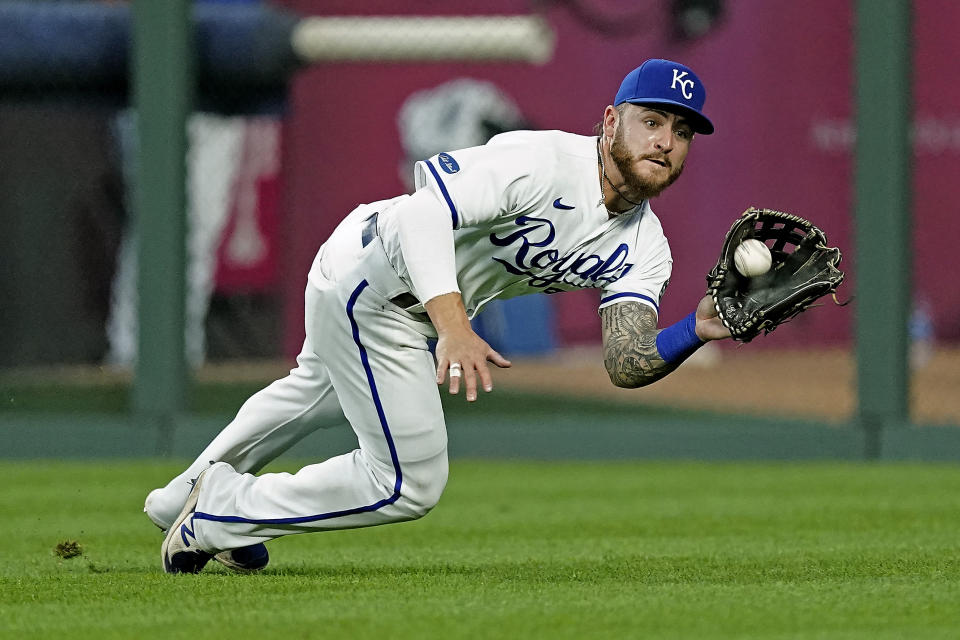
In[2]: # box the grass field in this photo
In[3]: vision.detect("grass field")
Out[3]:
[2,460,959,639]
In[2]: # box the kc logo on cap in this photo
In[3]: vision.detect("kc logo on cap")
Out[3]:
[614,58,714,135]
[670,69,695,100]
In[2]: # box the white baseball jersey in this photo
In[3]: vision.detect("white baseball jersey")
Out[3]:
[146,130,676,560]
[377,130,673,317]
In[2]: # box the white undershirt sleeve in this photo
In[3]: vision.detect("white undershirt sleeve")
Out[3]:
[393,188,461,305]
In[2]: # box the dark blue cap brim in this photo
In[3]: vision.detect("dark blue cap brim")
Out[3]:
[624,98,714,135]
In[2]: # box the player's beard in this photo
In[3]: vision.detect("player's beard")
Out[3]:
[609,127,685,201]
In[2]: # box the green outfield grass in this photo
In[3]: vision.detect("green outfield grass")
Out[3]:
[2,460,959,639]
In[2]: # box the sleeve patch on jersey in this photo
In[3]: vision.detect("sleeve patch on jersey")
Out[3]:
[424,159,460,228]
[437,153,460,174]
[600,292,660,312]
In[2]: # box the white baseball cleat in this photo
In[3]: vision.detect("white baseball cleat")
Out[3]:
[161,466,215,574]
[149,471,269,573]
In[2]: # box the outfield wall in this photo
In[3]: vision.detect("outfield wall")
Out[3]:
[2,1,958,458]
[5,1,957,369]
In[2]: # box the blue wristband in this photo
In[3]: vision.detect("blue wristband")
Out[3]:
[655,311,706,365]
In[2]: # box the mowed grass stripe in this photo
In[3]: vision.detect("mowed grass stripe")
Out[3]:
[1,460,958,639]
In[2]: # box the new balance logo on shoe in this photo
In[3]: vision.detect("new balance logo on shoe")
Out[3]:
[179,517,198,547]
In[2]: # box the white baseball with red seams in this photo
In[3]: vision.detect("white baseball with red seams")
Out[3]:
[734,239,772,277]
[144,130,675,554]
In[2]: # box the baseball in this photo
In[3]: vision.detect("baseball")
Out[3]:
[734,239,772,277]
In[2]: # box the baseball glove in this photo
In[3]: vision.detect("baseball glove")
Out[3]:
[707,208,845,343]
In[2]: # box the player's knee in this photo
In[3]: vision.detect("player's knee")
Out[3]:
[397,453,449,518]
[143,486,188,531]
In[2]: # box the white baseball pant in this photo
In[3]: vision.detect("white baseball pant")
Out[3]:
[145,208,449,553]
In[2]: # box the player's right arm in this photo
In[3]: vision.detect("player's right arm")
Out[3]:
[397,139,547,401]
[600,295,728,388]
[426,292,511,402]
[388,188,512,402]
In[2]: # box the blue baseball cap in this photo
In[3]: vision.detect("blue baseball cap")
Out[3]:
[614,59,714,135]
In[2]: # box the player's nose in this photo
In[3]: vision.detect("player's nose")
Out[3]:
[652,129,674,153]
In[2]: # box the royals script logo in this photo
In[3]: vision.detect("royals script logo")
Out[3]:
[489,215,634,293]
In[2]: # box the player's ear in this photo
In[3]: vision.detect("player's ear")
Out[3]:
[602,105,619,140]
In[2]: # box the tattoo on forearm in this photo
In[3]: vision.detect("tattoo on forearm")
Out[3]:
[600,302,677,388]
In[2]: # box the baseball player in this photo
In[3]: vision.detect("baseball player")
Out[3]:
[149,58,733,574]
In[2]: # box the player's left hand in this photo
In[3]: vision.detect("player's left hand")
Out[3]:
[706,208,845,342]
[694,294,731,341]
